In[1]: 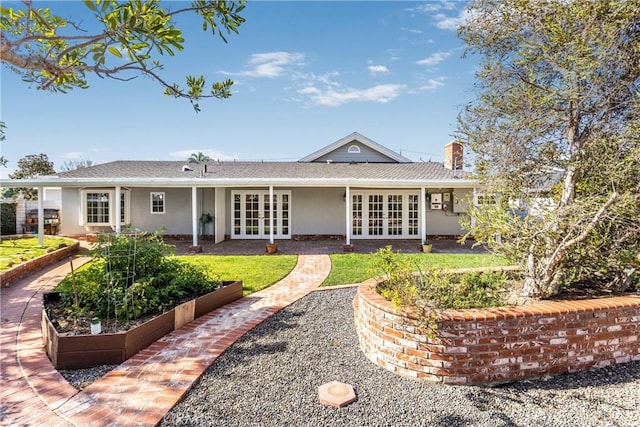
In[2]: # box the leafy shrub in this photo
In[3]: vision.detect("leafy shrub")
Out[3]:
[55,230,221,322]
[0,203,16,235]
[372,246,509,336]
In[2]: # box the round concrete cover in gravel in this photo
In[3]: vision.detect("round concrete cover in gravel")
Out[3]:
[318,381,356,408]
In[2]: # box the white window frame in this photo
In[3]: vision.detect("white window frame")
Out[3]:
[80,189,130,226]
[150,191,166,214]
[347,144,361,154]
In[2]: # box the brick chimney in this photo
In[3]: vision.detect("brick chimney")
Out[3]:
[444,141,463,170]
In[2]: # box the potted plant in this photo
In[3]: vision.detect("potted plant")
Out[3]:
[421,239,433,253]
[266,242,278,254]
[199,213,213,236]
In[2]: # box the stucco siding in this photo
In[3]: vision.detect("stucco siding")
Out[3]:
[425,209,467,236]
[130,188,214,235]
[60,188,83,235]
[291,188,345,235]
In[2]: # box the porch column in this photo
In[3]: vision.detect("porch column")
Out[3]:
[421,187,427,242]
[269,185,274,244]
[37,186,44,246]
[345,186,351,245]
[114,185,122,234]
[192,186,198,246]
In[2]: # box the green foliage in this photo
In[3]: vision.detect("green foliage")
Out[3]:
[0,202,16,235]
[3,154,56,200]
[457,0,640,297]
[1,1,246,112]
[0,121,6,167]
[55,230,222,321]
[372,246,507,310]
[372,246,508,337]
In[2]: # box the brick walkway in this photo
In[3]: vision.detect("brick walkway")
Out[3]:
[1,253,331,426]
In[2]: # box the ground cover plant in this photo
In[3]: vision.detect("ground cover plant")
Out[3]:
[0,236,75,270]
[369,246,514,337]
[322,251,510,286]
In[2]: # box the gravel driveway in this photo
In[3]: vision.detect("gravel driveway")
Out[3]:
[159,287,639,427]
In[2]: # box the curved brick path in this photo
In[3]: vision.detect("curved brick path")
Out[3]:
[1,254,331,426]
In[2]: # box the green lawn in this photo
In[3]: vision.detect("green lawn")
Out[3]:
[176,255,298,295]
[322,252,512,286]
[0,236,76,271]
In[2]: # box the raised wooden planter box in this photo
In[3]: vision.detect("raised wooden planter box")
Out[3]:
[42,280,243,369]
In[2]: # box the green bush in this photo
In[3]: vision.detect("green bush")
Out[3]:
[55,230,221,322]
[372,246,509,336]
[1,203,16,235]
[373,246,508,310]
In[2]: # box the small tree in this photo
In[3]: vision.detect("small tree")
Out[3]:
[1,0,246,112]
[188,152,212,163]
[60,159,94,171]
[457,0,640,297]
[4,154,56,200]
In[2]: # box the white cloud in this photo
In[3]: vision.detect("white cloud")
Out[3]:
[169,149,237,161]
[400,27,423,34]
[434,8,475,31]
[368,65,389,76]
[222,51,305,78]
[412,1,457,14]
[416,51,451,66]
[298,83,405,107]
[418,77,447,91]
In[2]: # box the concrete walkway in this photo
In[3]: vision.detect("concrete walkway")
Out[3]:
[1,253,331,426]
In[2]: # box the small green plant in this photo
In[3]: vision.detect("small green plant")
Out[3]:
[372,246,509,339]
[55,229,222,326]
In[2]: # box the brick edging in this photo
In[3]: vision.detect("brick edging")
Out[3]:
[0,241,80,287]
[354,280,640,385]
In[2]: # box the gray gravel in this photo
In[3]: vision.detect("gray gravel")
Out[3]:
[157,287,639,427]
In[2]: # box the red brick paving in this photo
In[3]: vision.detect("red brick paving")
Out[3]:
[1,253,330,426]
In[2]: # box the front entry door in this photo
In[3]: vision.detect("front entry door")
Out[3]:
[232,191,290,239]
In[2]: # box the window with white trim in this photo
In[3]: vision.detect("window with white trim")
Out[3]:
[80,189,130,226]
[150,192,165,214]
[86,192,110,225]
[347,144,361,154]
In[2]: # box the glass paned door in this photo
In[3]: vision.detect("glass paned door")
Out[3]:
[351,191,419,238]
[232,191,291,239]
[368,194,384,236]
[387,194,403,235]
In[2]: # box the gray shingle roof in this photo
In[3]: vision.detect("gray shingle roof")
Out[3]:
[57,160,470,181]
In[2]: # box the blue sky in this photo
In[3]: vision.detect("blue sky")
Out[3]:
[1,1,477,178]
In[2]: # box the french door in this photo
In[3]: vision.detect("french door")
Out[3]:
[232,191,291,239]
[351,192,420,238]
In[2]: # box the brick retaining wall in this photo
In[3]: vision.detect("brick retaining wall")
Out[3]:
[0,241,80,287]
[354,279,640,385]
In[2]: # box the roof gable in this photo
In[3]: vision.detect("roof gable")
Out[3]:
[299,132,412,163]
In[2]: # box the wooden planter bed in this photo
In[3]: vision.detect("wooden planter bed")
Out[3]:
[42,280,243,369]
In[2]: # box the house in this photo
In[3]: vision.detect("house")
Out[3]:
[1,132,478,248]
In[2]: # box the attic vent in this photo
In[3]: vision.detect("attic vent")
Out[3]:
[182,165,193,172]
[347,145,361,154]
